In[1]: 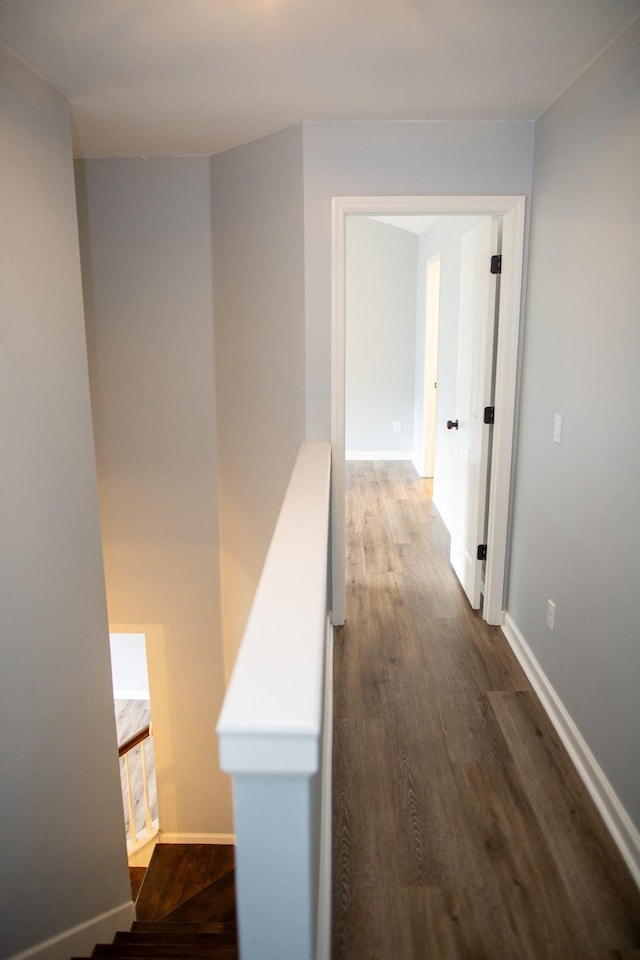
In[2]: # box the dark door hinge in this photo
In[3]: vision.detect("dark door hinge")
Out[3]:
[490,254,502,275]
[484,406,495,425]
[477,544,487,561]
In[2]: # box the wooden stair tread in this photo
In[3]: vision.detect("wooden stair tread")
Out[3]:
[134,844,235,922]
[160,870,236,924]
[114,931,237,946]
[129,922,237,937]
[84,844,239,960]
[93,939,237,957]
[90,952,237,960]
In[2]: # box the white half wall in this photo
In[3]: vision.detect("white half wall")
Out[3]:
[210,125,306,677]
[345,216,417,454]
[508,18,640,832]
[0,44,132,960]
[76,157,232,836]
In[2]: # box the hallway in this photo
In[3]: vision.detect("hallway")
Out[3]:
[332,461,640,959]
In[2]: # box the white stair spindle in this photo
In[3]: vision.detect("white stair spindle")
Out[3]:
[141,740,152,834]
[124,752,137,844]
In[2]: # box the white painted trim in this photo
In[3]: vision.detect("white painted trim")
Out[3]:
[126,822,159,856]
[113,689,150,701]
[331,204,347,626]
[483,199,526,624]
[502,613,640,889]
[345,450,414,461]
[316,618,334,960]
[9,901,135,960]
[158,832,236,845]
[217,442,332,775]
[331,195,526,628]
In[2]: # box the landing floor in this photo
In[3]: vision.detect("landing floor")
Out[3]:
[332,460,640,959]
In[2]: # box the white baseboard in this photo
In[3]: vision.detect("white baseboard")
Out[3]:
[127,822,159,858]
[502,613,640,889]
[10,901,135,960]
[158,832,236,845]
[411,456,431,478]
[345,450,413,461]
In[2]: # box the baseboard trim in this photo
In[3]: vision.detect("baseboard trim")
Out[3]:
[411,456,431,479]
[9,900,135,960]
[502,613,640,888]
[345,450,413,461]
[158,832,236,845]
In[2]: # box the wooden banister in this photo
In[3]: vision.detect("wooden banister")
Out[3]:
[118,724,150,758]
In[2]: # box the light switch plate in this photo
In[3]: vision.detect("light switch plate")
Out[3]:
[553,413,563,444]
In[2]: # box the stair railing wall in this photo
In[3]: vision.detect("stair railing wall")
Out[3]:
[118,725,159,855]
[217,441,333,960]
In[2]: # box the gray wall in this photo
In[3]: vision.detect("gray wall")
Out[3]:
[210,126,307,674]
[302,120,535,441]
[415,216,490,531]
[346,217,417,454]
[0,45,131,957]
[508,18,640,827]
[76,157,232,835]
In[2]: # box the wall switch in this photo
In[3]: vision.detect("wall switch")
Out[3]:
[546,599,556,631]
[393,421,402,433]
[553,413,563,444]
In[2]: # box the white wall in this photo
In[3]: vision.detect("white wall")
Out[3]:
[414,216,490,531]
[109,634,149,699]
[0,45,131,959]
[508,18,640,829]
[210,126,306,676]
[302,120,535,442]
[346,217,417,455]
[76,157,232,837]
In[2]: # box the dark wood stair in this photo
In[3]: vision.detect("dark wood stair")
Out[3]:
[74,844,238,960]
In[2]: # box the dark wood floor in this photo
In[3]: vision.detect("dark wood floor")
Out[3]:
[134,843,236,925]
[85,844,238,960]
[332,460,640,960]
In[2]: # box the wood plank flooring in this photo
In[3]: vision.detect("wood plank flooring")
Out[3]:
[332,460,640,959]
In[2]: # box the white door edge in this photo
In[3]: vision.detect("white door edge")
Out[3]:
[330,195,526,628]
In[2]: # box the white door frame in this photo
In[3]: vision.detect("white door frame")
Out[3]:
[331,195,526,627]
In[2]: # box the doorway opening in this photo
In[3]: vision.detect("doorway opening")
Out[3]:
[109,631,159,861]
[332,195,526,628]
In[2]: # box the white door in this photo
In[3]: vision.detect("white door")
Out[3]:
[449,219,499,608]
[418,255,440,478]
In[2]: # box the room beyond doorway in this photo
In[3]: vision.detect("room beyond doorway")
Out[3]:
[344,212,498,614]
[331,195,526,629]
[109,632,159,859]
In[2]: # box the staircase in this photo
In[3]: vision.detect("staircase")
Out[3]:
[76,844,238,960]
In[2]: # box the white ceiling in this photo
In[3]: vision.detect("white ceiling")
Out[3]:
[368,215,435,235]
[1,0,638,158]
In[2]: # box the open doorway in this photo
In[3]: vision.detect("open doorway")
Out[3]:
[332,195,526,628]
[109,631,159,860]
[345,212,497,607]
